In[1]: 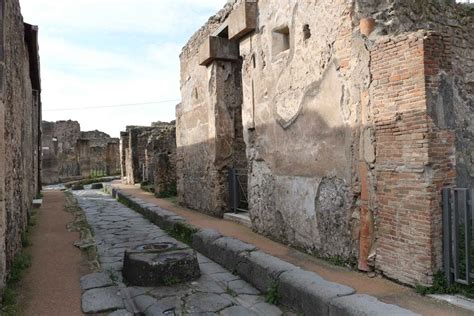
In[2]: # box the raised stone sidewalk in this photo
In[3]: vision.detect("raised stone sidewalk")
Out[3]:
[73,189,287,315]
[104,185,420,316]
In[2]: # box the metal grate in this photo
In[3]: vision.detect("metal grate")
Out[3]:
[442,188,474,285]
[229,168,249,213]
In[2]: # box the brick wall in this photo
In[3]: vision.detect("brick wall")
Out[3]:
[372,31,456,285]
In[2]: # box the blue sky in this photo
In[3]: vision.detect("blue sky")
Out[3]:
[21,0,227,137]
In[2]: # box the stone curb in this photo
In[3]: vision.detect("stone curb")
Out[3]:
[106,186,420,316]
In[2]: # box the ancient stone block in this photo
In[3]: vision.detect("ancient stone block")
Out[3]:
[199,36,239,66]
[228,1,258,40]
[122,243,200,286]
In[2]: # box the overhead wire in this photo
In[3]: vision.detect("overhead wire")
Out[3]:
[43,99,181,112]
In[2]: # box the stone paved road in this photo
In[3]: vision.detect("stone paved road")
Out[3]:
[74,189,289,315]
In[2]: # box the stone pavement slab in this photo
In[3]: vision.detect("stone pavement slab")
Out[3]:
[74,189,288,315]
[81,286,125,314]
[80,272,114,291]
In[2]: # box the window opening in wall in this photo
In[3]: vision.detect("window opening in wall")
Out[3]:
[272,26,290,57]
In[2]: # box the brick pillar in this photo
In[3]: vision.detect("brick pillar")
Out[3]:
[371,31,455,286]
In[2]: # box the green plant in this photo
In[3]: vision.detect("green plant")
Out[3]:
[226,286,237,297]
[21,231,32,247]
[156,184,177,199]
[1,251,33,314]
[265,281,280,305]
[106,268,119,284]
[8,253,32,284]
[163,276,180,286]
[415,271,474,299]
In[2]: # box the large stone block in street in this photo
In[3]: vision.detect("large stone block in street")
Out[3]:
[122,242,200,286]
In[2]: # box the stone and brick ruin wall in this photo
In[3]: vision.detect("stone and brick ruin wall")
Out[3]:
[177,7,247,217]
[146,122,177,197]
[120,122,177,197]
[0,0,42,293]
[178,0,473,286]
[41,120,120,184]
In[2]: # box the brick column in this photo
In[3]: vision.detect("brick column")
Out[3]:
[371,31,455,285]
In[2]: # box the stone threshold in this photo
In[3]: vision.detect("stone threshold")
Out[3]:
[223,212,252,228]
[428,295,474,312]
[104,185,420,316]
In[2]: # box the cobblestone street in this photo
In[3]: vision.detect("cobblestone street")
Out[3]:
[74,188,287,315]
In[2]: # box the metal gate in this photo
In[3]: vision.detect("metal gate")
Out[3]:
[229,168,248,213]
[442,188,474,285]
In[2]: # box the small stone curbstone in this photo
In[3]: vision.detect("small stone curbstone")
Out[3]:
[192,229,223,257]
[235,250,297,293]
[279,269,355,315]
[210,237,257,271]
[329,294,421,316]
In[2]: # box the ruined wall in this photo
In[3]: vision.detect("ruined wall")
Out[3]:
[121,126,155,185]
[144,122,177,197]
[178,2,247,216]
[106,142,120,175]
[0,0,41,292]
[179,0,473,285]
[41,121,120,183]
[237,0,359,260]
[120,131,129,181]
[121,124,177,189]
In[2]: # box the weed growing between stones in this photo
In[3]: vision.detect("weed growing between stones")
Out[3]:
[106,268,119,284]
[415,271,474,299]
[155,184,177,199]
[168,223,197,246]
[64,191,100,271]
[140,181,155,194]
[225,286,237,297]
[265,281,280,305]
[0,211,37,315]
[163,276,181,286]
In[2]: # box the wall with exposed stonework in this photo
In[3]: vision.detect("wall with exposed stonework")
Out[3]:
[145,122,177,197]
[0,0,42,293]
[41,120,120,184]
[179,0,473,286]
[177,2,247,217]
[120,123,177,194]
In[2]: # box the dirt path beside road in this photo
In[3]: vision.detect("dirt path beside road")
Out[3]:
[18,191,86,316]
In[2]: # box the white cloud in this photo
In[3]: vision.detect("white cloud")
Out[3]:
[21,0,226,35]
[20,0,227,137]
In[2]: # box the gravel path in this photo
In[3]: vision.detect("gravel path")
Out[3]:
[74,189,287,315]
[19,191,86,316]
